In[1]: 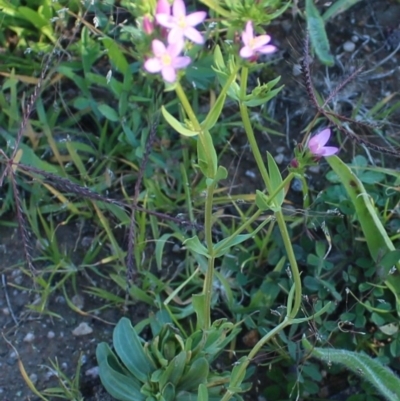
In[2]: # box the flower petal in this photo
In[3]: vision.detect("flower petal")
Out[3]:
[172,0,186,17]
[144,58,162,73]
[183,27,204,44]
[167,39,185,57]
[259,45,277,54]
[168,29,185,47]
[311,128,331,147]
[152,39,167,57]
[320,146,339,156]
[240,46,254,59]
[252,35,271,49]
[161,65,177,82]
[155,14,174,28]
[242,21,253,45]
[172,55,191,69]
[156,0,171,15]
[185,11,207,27]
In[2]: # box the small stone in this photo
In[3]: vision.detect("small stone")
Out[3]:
[2,308,10,315]
[308,165,320,174]
[274,153,284,164]
[292,63,302,76]
[71,294,84,310]
[85,366,100,379]
[343,41,356,52]
[291,178,303,192]
[29,374,38,385]
[245,170,256,179]
[47,331,55,339]
[23,333,35,343]
[72,322,93,336]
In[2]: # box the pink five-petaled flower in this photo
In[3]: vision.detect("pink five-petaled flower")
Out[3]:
[156,0,206,45]
[308,128,339,157]
[240,21,276,59]
[144,39,191,83]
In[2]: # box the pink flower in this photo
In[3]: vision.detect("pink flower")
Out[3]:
[144,39,191,83]
[156,0,171,15]
[156,0,206,44]
[142,16,154,35]
[308,128,339,157]
[240,21,276,59]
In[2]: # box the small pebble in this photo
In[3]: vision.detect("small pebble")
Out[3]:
[72,322,93,336]
[2,308,10,315]
[292,63,302,76]
[47,331,55,339]
[245,170,256,179]
[274,153,284,164]
[29,374,38,385]
[343,41,356,52]
[291,178,303,192]
[23,333,35,343]
[308,165,320,174]
[85,366,100,379]
[71,294,84,310]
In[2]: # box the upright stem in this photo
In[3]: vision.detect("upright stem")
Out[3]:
[175,82,216,329]
[239,66,302,318]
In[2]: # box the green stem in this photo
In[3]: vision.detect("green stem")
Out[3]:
[239,68,303,316]
[220,317,292,401]
[175,82,216,329]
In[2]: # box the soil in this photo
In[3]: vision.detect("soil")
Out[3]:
[1,1,400,400]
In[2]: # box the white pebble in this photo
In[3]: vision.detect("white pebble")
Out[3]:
[23,332,35,343]
[343,41,356,52]
[72,322,93,336]
[245,170,256,179]
[47,331,55,339]
[29,373,38,385]
[292,63,302,76]
[2,308,10,315]
[85,366,99,378]
[274,153,284,164]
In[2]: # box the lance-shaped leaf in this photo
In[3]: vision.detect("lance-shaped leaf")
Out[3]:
[326,156,400,313]
[306,0,334,66]
[303,337,400,401]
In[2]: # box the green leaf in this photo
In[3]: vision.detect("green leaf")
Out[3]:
[192,294,206,330]
[161,106,199,137]
[183,236,210,258]
[179,358,209,391]
[197,384,209,401]
[303,338,400,401]
[102,37,129,74]
[267,152,284,210]
[201,64,238,130]
[197,130,218,179]
[322,0,362,20]
[96,343,144,401]
[98,104,119,122]
[306,0,334,66]
[113,317,156,383]
[243,76,283,107]
[326,156,400,314]
[159,351,187,390]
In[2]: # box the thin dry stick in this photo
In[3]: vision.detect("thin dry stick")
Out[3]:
[1,274,19,326]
